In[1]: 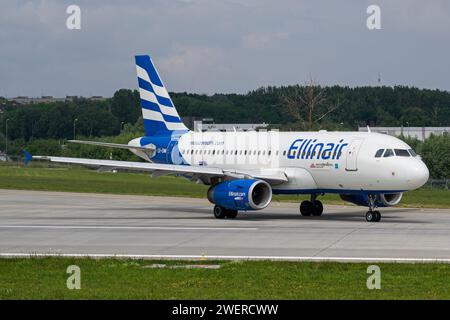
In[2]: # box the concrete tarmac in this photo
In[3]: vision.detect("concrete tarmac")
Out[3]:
[1,189,450,262]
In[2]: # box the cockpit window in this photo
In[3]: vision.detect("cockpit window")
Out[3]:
[394,149,410,157]
[374,149,384,158]
[383,149,394,157]
[408,149,417,157]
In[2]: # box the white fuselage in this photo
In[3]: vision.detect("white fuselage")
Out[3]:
[130,130,429,194]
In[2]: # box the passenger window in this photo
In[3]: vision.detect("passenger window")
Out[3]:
[408,149,417,157]
[383,149,394,157]
[395,149,410,157]
[374,149,384,158]
[283,150,286,156]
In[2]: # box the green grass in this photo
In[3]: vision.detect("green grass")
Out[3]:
[1,258,450,299]
[0,165,448,208]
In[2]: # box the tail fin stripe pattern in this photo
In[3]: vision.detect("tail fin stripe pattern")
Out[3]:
[137,78,173,107]
[136,56,164,87]
[143,111,187,131]
[140,99,181,122]
[139,89,178,117]
[135,55,188,136]
[136,63,169,99]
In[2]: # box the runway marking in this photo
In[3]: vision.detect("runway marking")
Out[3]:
[0,225,258,231]
[0,253,450,264]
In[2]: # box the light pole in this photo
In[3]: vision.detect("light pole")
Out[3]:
[5,118,9,156]
[120,121,125,133]
[73,118,78,140]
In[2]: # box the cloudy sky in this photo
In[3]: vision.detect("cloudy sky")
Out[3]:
[1,0,449,97]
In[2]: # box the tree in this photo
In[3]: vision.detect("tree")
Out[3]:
[111,89,140,125]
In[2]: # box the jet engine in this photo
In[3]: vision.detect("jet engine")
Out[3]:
[340,193,403,207]
[207,179,272,211]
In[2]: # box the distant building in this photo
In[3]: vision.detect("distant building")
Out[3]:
[6,95,109,105]
[359,126,450,141]
[192,119,269,132]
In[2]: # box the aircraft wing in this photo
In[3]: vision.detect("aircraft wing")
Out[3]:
[32,155,288,185]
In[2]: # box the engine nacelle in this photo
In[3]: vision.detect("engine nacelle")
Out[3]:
[207,179,272,211]
[340,193,403,207]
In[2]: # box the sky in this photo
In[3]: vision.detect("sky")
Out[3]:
[0,0,449,97]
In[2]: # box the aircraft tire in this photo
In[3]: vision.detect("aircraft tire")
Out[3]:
[214,205,227,219]
[312,200,323,216]
[300,200,314,216]
[226,210,238,219]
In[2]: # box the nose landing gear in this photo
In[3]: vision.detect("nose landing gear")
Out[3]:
[366,195,381,222]
[300,194,323,217]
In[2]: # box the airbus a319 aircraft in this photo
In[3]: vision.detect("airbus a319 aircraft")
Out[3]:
[31,55,429,222]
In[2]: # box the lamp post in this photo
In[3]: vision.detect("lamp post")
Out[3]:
[5,118,9,156]
[73,118,78,140]
[120,121,125,133]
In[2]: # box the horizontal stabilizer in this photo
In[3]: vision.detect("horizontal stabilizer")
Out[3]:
[68,140,154,152]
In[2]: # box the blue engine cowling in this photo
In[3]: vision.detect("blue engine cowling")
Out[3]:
[340,193,403,207]
[207,179,272,211]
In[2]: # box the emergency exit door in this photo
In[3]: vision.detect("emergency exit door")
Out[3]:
[345,138,364,171]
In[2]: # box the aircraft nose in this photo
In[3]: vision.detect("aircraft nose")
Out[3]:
[410,160,429,189]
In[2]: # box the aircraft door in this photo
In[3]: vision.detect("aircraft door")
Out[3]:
[345,138,364,171]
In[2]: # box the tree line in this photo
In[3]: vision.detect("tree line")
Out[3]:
[1,85,449,178]
[1,85,449,141]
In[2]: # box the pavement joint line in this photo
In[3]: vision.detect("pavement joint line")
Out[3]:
[1,253,450,264]
[0,225,258,231]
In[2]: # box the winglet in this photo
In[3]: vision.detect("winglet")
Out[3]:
[23,150,33,166]
[366,125,371,133]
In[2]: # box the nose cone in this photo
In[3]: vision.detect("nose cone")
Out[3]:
[410,160,429,189]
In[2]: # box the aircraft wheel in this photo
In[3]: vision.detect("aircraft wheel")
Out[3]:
[226,210,238,219]
[373,210,381,222]
[312,200,323,216]
[300,200,314,216]
[213,205,227,219]
[366,211,381,222]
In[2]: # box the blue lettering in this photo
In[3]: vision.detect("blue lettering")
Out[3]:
[306,139,317,159]
[286,139,348,160]
[322,143,334,159]
[337,143,348,159]
[311,143,324,159]
[296,139,308,159]
[287,139,303,159]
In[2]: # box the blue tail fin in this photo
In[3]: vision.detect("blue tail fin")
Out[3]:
[135,55,188,136]
[23,150,32,165]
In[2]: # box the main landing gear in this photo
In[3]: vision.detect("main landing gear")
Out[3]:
[366,195,381,222]
[213,205,238,219]
[300,195,323,217]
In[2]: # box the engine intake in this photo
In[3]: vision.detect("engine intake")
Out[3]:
[207,179,272,211]
[340,193,403,207]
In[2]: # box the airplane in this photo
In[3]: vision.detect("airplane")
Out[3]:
[30,54,430,222]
